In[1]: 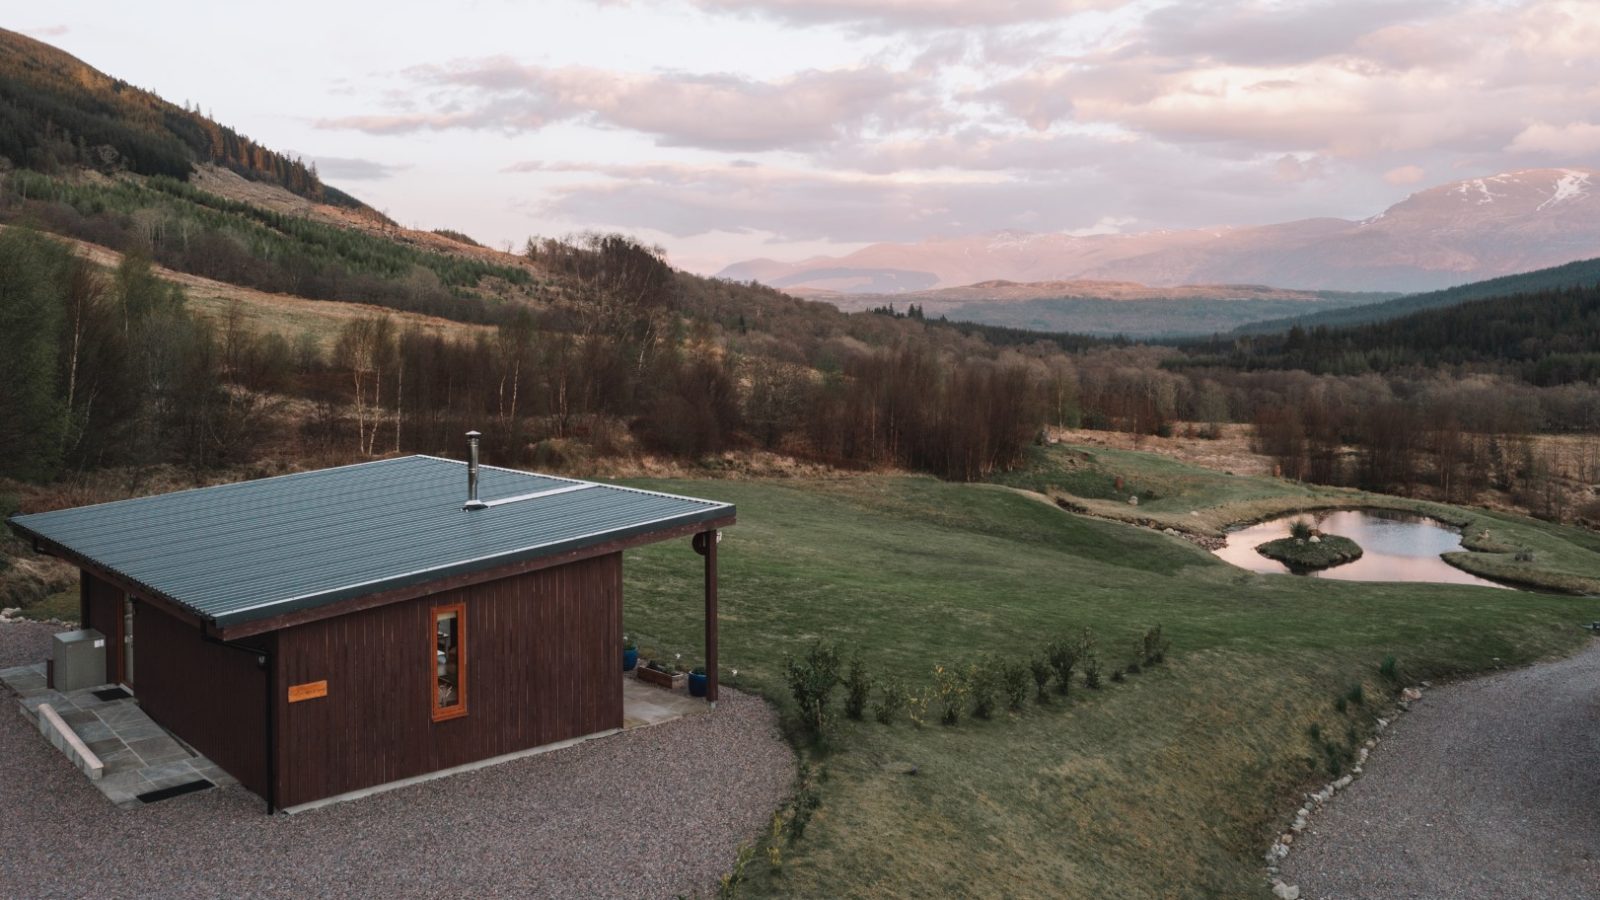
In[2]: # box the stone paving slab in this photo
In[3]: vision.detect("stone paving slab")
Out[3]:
[1,664,234,808]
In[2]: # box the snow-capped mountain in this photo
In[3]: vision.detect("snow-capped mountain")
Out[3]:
[718,169,1599,294]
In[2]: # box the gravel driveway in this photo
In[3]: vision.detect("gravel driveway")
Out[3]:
[0,621,795,899]
[1285,636,1600,899]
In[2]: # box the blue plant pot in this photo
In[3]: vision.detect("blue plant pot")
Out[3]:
[688,671,708,697]
[623,648,638,672]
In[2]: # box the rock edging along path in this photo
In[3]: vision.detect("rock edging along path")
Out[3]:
[1280,637,1600,900]
[0,621,796,900]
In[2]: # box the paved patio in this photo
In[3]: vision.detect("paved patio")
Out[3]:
[0,663,234,806]
[1,659,710,810]
[623,671,713,728]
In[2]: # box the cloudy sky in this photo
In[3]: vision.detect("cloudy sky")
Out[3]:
[16,0,1600,272]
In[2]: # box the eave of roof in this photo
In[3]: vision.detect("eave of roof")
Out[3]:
[6,456,734,629]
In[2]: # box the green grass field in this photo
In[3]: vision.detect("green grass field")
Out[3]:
[619,451,1600,898]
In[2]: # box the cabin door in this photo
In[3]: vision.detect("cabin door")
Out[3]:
[121,596,135,686]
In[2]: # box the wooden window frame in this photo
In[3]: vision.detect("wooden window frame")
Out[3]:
[431,601,468,722]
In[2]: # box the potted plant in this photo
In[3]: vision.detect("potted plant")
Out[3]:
[636,657,686,690]
[622,635,638,672]
[688,666,708,697]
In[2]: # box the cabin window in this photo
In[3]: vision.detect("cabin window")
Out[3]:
[432,603,467,721]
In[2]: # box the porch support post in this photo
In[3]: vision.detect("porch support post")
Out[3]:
[703,529,719,705]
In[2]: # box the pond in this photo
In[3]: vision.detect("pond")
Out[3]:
[1212,509,1511,589]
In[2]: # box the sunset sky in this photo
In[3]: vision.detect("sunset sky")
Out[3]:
[16,1,1600,272]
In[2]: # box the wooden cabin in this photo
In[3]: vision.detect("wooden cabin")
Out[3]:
[7,443,733,811]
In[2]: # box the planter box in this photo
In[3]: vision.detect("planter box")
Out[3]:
[636,666,687,690]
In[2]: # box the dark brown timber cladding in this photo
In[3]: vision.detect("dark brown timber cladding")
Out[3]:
[273,552,623,808]
[132,602,270,797]
[82,571,122,682]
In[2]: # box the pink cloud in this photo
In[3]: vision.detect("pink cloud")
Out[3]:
[1507,122,1600,157]
[1384,165,1427,185]
[682,0,1124,30]
[320,62,927,151]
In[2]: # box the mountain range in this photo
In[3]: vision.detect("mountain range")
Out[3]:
[720,168,1600,296]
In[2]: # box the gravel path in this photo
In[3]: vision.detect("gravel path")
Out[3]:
[0,621,795,899]
[1285,636,1600,899]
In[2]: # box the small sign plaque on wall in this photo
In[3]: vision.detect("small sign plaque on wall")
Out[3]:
[287,680,328,703]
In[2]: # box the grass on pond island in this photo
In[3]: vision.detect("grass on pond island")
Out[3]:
[619,464,1600,898]
[1257,534,1363,570]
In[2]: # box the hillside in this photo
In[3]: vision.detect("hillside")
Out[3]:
[804,279,1392,337]
[1232,254,1600,336]
[1180,284,1600,384]
[0,28,377,214]
[721,169,1600,294]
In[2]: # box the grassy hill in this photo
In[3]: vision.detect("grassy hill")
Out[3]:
[621,446,1600,896]
[1233,255,1600,336]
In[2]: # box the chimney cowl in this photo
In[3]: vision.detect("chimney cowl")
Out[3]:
[463,430,487,511]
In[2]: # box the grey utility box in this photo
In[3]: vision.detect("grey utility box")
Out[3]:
[50,629,107,692]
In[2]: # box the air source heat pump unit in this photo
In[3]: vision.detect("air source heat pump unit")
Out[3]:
[50,629,107,692]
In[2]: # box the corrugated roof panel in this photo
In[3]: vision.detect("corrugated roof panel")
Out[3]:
[7,456,733,627]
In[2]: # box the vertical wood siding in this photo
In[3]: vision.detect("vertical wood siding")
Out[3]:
[132,602,270,797]
[82,571,122,679]
[272,553,623,808]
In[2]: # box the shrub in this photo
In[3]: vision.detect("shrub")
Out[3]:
[907,686,932,728]
[843,654,873,721]
[1029,656,1053,703]
[872,678,906,725]
[968,660,1000,719]
[766,814,784,871]
[933,664,967,725]
[788,767,822,841]
[1111,668,1125,683]
[1515,548,1535,563]
[1046,637,1080,696]
[1083,655,1102,690]
[718,844,756,899]
[1001,661,1031,711]
[1378,655,1399,682]
[1289,519,1315,541]
[1141,625,1170,665]
[1345,683,1365,706]
[1334,696,1348,714]
[784,641,842,738]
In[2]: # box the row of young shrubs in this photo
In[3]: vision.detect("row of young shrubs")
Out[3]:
[1305,655,1405,778]
[784,626,1172,739]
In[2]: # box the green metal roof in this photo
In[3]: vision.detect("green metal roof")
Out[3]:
[7,456,733,629]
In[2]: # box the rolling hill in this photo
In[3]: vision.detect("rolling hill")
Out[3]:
[1231,255,1600,336]
[803,279,1395,337]
[1180,283,1600,384]
[721,169,1600,295]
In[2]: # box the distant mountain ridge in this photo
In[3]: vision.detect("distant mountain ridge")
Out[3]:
[800,279,1396,338]
[721,169,1600,295]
